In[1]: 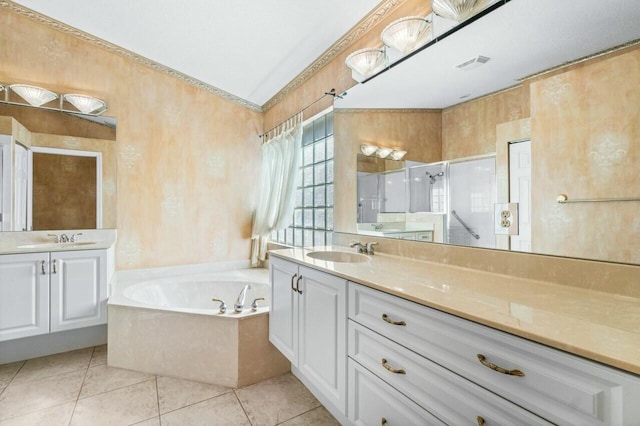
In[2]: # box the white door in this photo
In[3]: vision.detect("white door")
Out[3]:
[0,252,50,341]
[50,249,107,332]
[269,256,299,365]
[298,265,347,413]
[509,140,532,252]
[0,135,12,231]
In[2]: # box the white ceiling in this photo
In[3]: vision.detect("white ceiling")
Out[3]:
[12,0,381,107]
[337,0,640,109]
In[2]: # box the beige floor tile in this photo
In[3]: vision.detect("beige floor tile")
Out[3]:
[0,402,75,426]
[278,406,339,425]
[12,348,93,385]
[131,417,160,426]
[0,362,25,388]
[71,379,158,426]
[0,370,84,421]
[89,345,107,368]
[161,393,250,426]
[235,373,320,426]
[80,365,154,399]
[157,376,230,414]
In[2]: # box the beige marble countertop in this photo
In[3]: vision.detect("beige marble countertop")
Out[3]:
[269,246,640,376]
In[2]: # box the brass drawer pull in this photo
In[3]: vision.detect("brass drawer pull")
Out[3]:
[477,416,485,426]
[381,358,406,375]
[381,418,388,425]
[382,313,406,326]
[477,354,524,377]
[290,273,298,293]
[296,275,303,294]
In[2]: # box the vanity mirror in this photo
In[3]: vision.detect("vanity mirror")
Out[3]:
[0,103,116,232]
[334,0,640,265]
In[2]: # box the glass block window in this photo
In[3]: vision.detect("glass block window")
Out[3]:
[271,111,334,247]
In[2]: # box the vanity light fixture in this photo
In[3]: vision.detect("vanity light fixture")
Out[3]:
[381,16,432,54]
[345,48,388,78]
[63,94,107,114]
[9,84,58,107]
[360,144,379,156]
[431,0,491,23]
[375,147,394,159]
[389,150,407,161]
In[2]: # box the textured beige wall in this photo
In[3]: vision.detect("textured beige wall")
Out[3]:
[530,46,640,264]
[442,85,529,160]
[334,109,442,233]
[0,9,262,270]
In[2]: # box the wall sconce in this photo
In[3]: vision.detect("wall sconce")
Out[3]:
[431,0,491,22]
[1,82,108,115]
[345,48,388,78]
[360,144,406,161]
[381,16,432,54]
[10,84,58,107]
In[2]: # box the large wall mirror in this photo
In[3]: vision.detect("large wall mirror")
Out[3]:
[334,0,640,265]
[0,104,116,232]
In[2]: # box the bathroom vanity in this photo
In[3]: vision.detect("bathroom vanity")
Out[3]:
[269,248,640,425]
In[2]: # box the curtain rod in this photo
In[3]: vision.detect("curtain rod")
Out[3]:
[259,88,344,139]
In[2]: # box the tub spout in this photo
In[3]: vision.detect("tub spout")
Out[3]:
[234,285,251,313]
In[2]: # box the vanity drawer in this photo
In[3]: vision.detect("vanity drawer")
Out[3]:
[414,231,433,242]
[349,320,550,425]
[348,358,444,426]
[349,283,640,425]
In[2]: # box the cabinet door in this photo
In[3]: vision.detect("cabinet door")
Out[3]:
[0,252,49,341]
[269,256,299,365]
[50,250,107,332]
[298,265,347,413]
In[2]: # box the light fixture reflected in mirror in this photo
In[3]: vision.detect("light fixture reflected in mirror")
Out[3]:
[360,144,378,156]
[63,94,107,114]
[389,150,407,161]
[431,0,491,22]
[375,147,394,158]
[10,84,58,107]
[382,16,432,54]
[345,48,388,77]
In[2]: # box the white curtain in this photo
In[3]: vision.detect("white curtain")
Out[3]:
[250,122,302,266]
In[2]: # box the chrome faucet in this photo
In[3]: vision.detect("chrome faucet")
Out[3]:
[212,298,227,314]
[70,232,83,242]
[350,240,378,255]
[59,234,70,243]
[234,285,251,313]
[251,297,265,312]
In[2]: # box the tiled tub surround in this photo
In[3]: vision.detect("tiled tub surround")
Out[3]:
[108,267,290,388]
[269,246,640,376]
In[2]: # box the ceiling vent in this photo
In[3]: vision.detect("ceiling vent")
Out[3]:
[456,55,491,71]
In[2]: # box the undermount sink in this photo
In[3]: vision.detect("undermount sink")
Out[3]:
[305,251,370,263]
[17,241,97,249]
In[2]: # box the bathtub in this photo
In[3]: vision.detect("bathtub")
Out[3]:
[107,267,290,387]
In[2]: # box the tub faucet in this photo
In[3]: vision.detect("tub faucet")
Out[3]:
[234,285,251,313]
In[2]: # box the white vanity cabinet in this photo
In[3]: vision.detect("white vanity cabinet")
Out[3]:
[0,252,50,341]
[269,256,348,417]
[0,249,107,342]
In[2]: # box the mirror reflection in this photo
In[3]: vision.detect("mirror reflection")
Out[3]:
[0,104,116,232]
[335,1,640,265]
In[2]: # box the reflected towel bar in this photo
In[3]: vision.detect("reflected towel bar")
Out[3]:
[556,194,640,203]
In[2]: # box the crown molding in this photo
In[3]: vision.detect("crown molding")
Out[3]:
[0,1,263,112]
[261,0,406,112]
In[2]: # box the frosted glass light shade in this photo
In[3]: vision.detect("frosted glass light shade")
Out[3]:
[10,84,57,107]
[63,94,107,114]
[345,48,388,77]
[382,16,432,54]
[431,0,491,22]
[389,150,407,161]
[376,148,393,159]
[360,145,378,156]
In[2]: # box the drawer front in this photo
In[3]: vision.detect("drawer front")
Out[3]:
[415,231,433,242]
[349,321,550,425]
[348,358,444,426]
[349,283,640,425]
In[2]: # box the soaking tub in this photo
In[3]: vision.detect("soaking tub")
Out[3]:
[107,267,290,387]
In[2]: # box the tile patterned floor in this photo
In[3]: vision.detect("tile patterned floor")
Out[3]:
[0,346,339,426]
